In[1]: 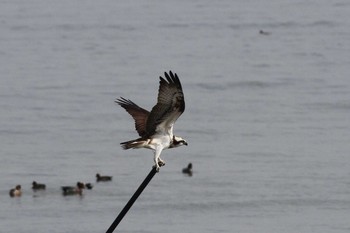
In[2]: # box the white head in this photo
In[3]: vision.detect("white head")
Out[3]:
[170,135,188,148]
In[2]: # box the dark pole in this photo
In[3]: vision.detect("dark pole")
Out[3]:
[106,166,158,233]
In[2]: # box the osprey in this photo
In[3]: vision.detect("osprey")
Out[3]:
[116,71,187,171]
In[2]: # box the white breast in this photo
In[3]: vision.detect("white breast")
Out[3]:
[148,132,172,150]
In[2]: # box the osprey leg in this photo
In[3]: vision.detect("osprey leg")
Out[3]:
[153,148,165,172]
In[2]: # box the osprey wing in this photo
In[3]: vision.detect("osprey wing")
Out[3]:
[146,71,185,135]
[115,97,149,137]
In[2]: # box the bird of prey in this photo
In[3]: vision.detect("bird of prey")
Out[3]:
[115,71,187,171]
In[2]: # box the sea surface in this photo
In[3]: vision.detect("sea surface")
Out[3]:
[1,0,350,232]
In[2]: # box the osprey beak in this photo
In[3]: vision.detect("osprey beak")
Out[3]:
[184,141,188,146]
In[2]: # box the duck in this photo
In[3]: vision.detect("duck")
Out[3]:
[85,183,93,190]
[32,181,46,190]
[259,30,271,35]
[182,163,193,176]
[96,173,112,182]
[9,185,22,197]
[61,182,85,196]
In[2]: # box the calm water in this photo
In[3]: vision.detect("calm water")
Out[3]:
[1,0,350,232]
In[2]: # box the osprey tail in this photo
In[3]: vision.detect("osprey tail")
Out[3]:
[120,138,148,150]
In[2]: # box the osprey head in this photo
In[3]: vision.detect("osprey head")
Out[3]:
[170,135,188,148]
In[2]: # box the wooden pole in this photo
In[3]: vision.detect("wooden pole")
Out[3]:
[106,166,158,233]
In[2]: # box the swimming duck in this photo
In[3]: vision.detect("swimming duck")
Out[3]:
[259,30,271,35]
[85,183,93,190]
[32,181,46,190]
[61,182,85,195]
[96,173,112,182]
[9,185,22,197]
[182,163,193,176]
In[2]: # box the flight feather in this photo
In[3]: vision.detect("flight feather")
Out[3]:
[115,97,149,137]
[146,71,185,135]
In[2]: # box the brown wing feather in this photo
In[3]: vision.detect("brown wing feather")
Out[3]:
[146,71,185,135]
[115,97,149,137]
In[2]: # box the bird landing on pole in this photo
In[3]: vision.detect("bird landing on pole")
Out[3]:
[115,71,188,171]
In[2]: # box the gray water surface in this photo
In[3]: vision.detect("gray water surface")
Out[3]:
[1,1,350,232]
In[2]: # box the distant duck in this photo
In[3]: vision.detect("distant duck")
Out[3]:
[96,173,112,182]
[32,181,46,190]
[9,185,22,197]
[259,30,271,35]
[85,183,93,190]
[61,182,85,196]
[182,163,193,176]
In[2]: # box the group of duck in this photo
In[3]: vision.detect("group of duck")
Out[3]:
[9,173,112,197]
[9,163,193,198]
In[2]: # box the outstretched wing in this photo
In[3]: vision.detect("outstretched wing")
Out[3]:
[115,97,149,137]
[146,71,185,135]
